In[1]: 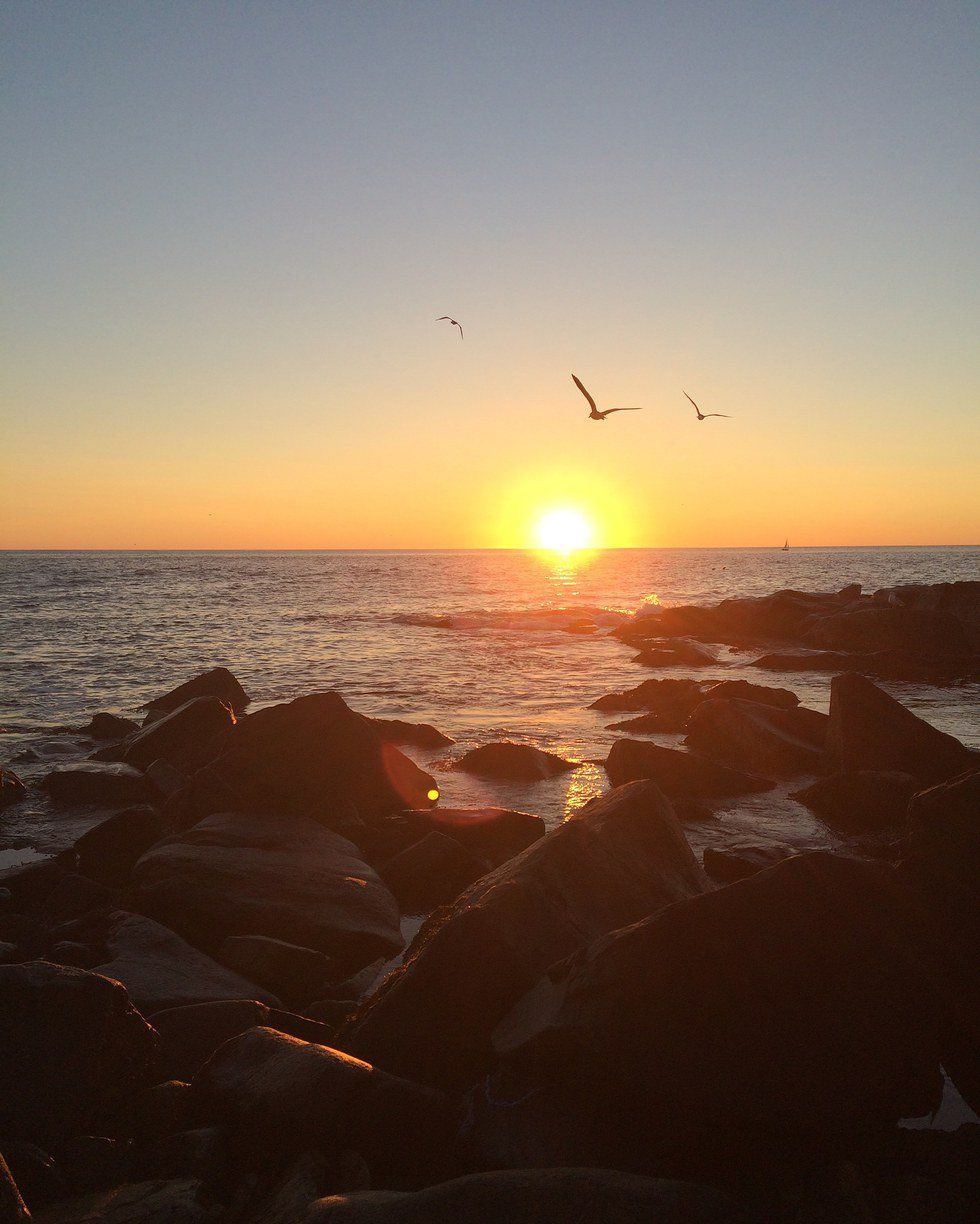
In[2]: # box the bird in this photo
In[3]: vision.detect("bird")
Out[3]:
[437,316,463,339]
[572,374,643,420]
[684,390,730,420]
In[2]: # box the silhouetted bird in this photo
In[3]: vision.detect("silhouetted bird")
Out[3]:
[572,374,643,421]
[684,391,730,420]
[437,316,463,339]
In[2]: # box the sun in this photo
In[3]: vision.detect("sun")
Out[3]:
[534,507,595,554]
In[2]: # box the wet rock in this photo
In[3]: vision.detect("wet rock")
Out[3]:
[0,1151,30,1222]
[702,844,796,883]
[493,855,951,1180]
[145,666,251,718]
[151,999,336,1081]
[120,698,236,772]
[827,673,977,784]
[41,763,149,808]
[300,1168,738,1224]
[370,718,454,748]
[379,832,487,914]
[792,771,919,831]
[34,1178,219,1222]
[171,693,437,828]
[0,961,159,1143]
[454,743,576,781]
[340,781,708,1092]
[699,679,800,709]
[93,911,280,1013]
[73,807,171,888]
[81,713,140,741]
[684,699,829,776]
[191,1026,461,1189]
[605,739,775,799]
[590,677,704,719]
[216,936,340,1008]
[1,768,28,810]
[128,811,403,968]
[386,808,545,869]
[632,639,719,668]
[751,648,862,672]
[803,605,975,656]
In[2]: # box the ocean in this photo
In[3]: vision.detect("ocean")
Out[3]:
[2,547,978,866]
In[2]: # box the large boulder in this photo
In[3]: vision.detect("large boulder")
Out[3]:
[803,605,975,656]
[145,667,250,717]
[826,674,977,783]
[191,1027,461,1190]
[0,961,159,1142]
[370,718,454,748]
[493,855,954,1177]
[792,771,919,831]
[0,767,27,810]
[684,699,828,776]
[340,781,708,1092]
[605,739,775,799]
[215,936,339,1008]
[170,693,437,828]
[386,808,544,869]
[41,763,149,807]
[702,844,796,883]
[590,678,704,719]
[301,1169,737,1224]
[80,712,141,741]
[453,743,576,781]
[699,679,799,710]
[93,912,280,1013]
[127,811,402,968]
[73,807,171,888]
[631,640,718,668]
[378,833,488,914]
[120,698,236,771]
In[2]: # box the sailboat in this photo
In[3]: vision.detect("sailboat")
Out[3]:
[781,538,789,551]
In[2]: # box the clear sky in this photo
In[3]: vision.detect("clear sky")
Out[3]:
[2,0,978,548]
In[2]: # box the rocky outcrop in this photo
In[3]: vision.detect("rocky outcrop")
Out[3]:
[169,693,437,829]
[792,771,919,831]
[93,911,280,1013]
[215,936,339,1008]
[702,844,796,883]
[41,763,149,807]
[378,833,487,914]
[0,961,159,1143]
[699,679,799,709]
[684,699,828,776]
[371,718,454,748]
[803,605,975,656]
[340,781,708,1091]
[144,667,251,718]
[300,1169,737,1223]
[73,807,171,888]
[493,855,952,1178]
[80,713,140,741]
[590,678,703,718]
[453,743,576,781]
[384,808,545,869]
[0,767,27,810]
[127,811,403,969]
[191,1027,461,1190]
[118,698,236,771]
[605,739,775,799]
[631,640,719,668]
[826,674,977,783]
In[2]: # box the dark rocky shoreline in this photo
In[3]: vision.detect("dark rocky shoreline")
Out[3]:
[0,581,978,1222]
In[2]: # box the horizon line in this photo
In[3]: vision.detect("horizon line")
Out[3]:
[2,543,978,554]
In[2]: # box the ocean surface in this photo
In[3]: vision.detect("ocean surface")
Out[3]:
[2,547,978,868]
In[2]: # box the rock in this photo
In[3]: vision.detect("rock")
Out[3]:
[120,698,236,772]
[41,763,149,808]
[1,768,28,810]
[605,739,775,800]
[128,811,403,968]
[300,1169,737,1224]
[93,911,280,1013]
[684,699,829,776]
[0,941,23,965]
[590,678,704,719]
[52,1135,125,1197]
[151,999,338,1080]
[493,855,951,1173]
[453,743,576,781]
[33,1178,218,1222]
[702,844,796,883]
[143,761,188,802]
[750,649,864,672]
[145,666,251,717]
[791,771,919,831]
[125,1080,192,1143]
[81,713,140,741]
[388,808,545,869]
[73,807,171,888]
[0,961,159,1143]
[171,693,437,828]
[699,679,800,710]
[191,1027,461,1189]
[632,639,719,668]
[0,1151,30,1222]
[302,998,355,1028]
[340,781,708,1092]
[47,942,99,969]
[216,936,340,1008]
[827,674,978,784]
[379,832,487,914]
[370,718,454,748]
[803,605,975,656]
[31,873,115,927]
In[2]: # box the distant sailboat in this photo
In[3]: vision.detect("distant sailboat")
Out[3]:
[782,538,790,551]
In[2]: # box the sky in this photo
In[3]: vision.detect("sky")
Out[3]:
[2,0,979,548]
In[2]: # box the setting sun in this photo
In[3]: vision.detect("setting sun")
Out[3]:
[534,507,595,554]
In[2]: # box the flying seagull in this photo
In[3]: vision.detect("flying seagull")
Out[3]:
[684,390,730,420]
[572,374,643,421]
[437,316,463,339]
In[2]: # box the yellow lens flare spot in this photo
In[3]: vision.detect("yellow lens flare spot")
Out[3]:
[427,788,440,802]
[534,507,594,554]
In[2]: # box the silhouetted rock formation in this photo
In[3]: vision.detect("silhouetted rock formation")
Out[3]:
[605,739,775,799]
[792,770,919,831]
[80,712,140,741]
[41,762,150,807]
[453,742,576,780]
[0,767,27,810]
[684,699,828,776]
[631,639,719,668]
[371,717,455,748]
[702,843,796,883]
[112,697,236,771]
[144,666,251,718]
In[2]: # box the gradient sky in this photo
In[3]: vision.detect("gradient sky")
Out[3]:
[3,0,979,548]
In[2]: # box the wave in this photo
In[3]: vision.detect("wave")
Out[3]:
[390,606,630,634]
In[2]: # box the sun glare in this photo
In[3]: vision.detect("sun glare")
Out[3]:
[534,507,595,554]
